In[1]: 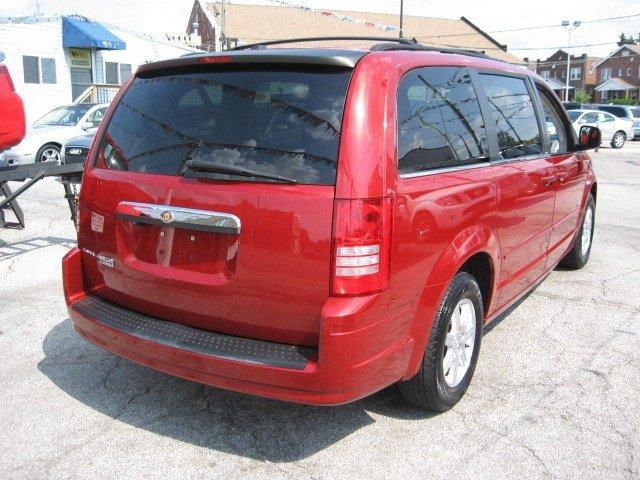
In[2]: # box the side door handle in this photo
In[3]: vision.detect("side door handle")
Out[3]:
[542,175,557,187]
[557,171,569,182]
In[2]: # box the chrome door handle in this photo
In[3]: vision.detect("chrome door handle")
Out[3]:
[542,175,557,187]
[557,172,568,182]
[116,202,241,234]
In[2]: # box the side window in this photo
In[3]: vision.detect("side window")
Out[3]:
[581,112,599,124]
[536,86,569,154]
[86,107,107,127]
[479,74,542,159]
[599,113,615,123]
[397,66,488,174]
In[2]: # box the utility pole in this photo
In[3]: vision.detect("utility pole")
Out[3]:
[221,0,226,51]
[399,0,404,38]
[562,20,581,102]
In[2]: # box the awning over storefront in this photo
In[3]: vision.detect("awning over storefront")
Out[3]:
[62,16,126,50]
[595,77,636,92]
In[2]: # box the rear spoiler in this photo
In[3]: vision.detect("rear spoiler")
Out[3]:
[136,49,365,76]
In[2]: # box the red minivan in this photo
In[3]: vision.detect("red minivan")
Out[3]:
[63,40,599,411]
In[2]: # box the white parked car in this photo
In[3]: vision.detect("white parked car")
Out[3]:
[567,109,634,149]
[2,103,108,165]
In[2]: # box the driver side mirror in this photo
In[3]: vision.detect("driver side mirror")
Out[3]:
[577,125,601,150]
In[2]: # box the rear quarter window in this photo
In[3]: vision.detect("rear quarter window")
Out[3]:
[95,66,352,185]
[397,66,489,174]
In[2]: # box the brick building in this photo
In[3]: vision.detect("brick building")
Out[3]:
[535,50,601,101]
[594,44,640,102]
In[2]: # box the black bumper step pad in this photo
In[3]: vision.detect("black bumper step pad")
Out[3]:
[73,295,316,370]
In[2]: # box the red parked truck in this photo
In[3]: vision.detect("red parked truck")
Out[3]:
[0,52,26,154]
[62,39,600,411]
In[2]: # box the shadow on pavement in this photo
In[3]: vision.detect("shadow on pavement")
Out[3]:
[0,236,75,261]
[38,319,436,462]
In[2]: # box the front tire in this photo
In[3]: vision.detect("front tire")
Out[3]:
[611,131,626,149]
[36,143,61,163]
[559,193,595,270]
[399,272,483,411]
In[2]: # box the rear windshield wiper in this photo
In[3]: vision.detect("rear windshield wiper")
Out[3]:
[183,159,298,184]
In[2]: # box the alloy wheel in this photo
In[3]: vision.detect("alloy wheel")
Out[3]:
[40,147,60,163]
[442,298,476,388]
[613,133,625,148]
[581,206,593,257]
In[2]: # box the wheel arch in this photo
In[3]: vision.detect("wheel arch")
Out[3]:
[35,142,62,162]
[402,224,500,379]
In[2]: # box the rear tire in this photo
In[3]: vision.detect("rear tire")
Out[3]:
[399,272,483,412]
[611,131,626,149]
[559,194,595,270]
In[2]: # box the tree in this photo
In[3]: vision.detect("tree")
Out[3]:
[617,33,637,46]
[573,89,591,103]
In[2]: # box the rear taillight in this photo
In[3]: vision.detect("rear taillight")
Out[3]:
[0,65,16,92]
[332,197,392,296]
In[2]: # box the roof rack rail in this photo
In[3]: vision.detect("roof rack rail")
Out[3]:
[370,42,491,59]
[229,36,493,61]
[231,36,417,51]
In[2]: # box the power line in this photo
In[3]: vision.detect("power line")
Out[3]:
[419,13,640,39]
[509,41,622,51]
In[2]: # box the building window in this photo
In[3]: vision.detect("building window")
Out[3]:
[540,70,550,79]
[23,55,56,84]
[622,50,630,57]
[561,70,565,78]
[105,61,132,85]
[618,68,624,76]
[119,64,132,83]
[41,58,56,84]
[627,68,632,76]
[23,56,39,83]
[600,68,611,82]
[602,90,608,100]
[570,67,581,80]
[105,62,118,84]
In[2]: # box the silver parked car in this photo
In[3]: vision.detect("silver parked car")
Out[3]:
[567,109,634,149]
[1,103,107,165]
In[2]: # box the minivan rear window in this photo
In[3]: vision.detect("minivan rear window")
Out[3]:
[95,66,353,185]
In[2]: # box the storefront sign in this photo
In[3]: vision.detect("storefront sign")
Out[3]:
[69,48,91,69]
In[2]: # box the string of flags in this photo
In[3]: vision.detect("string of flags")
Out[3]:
[264,0,398,32]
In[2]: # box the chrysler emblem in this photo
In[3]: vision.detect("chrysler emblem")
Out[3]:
[160,211,174,223]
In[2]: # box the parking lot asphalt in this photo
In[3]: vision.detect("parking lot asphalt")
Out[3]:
[1,143,639,480]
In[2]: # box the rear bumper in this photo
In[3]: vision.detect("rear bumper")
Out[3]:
[63,247,414,405]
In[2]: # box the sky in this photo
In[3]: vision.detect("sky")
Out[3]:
[2,0,640,60]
